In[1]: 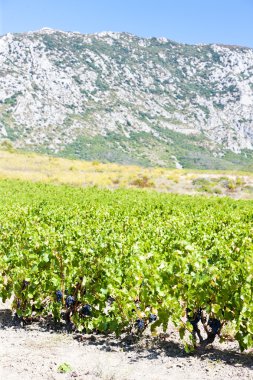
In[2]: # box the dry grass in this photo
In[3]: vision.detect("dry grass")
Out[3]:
[0,149,253,198]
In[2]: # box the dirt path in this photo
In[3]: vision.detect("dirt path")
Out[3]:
[0,301,253,380]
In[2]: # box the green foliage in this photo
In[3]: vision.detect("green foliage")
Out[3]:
[192,176,246,194]
[57,126,253,172]
[3,92,22,107]
[130,175,154,188]
[4,96,17,106]
[0,179,253,351]
[192,177,212,190]
[42,34,58,50]
[0,140,15,152]
[95,77,109,91]
[57,363,72,373]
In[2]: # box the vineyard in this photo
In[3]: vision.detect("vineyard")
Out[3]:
[0,179,253,351]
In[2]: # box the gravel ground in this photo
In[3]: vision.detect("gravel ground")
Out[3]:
[0,300,253,380]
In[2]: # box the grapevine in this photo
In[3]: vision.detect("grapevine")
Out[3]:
[0,179,252,351]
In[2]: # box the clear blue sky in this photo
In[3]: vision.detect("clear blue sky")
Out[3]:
[1,0,252,48]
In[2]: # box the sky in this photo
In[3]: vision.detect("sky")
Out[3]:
[0,0,252,48]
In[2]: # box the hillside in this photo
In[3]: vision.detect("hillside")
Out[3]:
[0,148,253,198]
[0,29,253,169]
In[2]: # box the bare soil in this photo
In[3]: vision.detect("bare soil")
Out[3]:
[0,301,253,380]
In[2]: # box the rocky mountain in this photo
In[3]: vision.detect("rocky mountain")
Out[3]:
[0,28,253,170]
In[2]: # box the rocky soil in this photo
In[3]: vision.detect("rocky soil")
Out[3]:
[1,300,253,380]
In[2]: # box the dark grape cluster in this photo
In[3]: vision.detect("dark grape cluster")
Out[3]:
[56,290,62,302]
[149,313,157,323]
[208,318,221,335]
[80,304,92,316]
[186,308,202,327]
[107,296,115,305]
[22,280,30,289]
[186,308,203,342]
[186,308,222,344]
[136,319,145,331]
[65,295,75,308]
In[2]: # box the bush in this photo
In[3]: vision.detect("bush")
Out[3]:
[130,175,154,188]
[0,139,15,152]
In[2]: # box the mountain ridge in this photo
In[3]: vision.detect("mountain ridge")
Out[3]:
[6,28,253,49]
[0,29,253,170]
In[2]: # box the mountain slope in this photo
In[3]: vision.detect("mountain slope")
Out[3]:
[0,28,253,169]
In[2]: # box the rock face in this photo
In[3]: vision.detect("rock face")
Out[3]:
[0,28,253,169]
